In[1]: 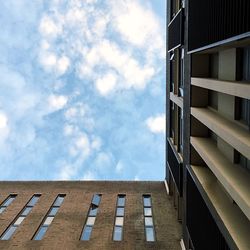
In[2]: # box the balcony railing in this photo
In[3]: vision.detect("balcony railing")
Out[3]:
[188,0,250,52]
[186,169,231,250]
[167,139,183,196]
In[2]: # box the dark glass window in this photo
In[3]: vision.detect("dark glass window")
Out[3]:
[235,97,250,129]
[242,46,250,81]
[208,90,218,110]
[234,150,250,172]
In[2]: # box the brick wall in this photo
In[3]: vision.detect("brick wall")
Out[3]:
[0,181,181,250]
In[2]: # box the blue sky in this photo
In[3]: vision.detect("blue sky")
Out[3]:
[0,0,166,181]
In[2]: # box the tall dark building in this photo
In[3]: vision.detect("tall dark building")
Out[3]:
[166,0,250,250]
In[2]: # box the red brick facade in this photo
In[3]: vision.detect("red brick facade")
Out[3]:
[0,181,181,249]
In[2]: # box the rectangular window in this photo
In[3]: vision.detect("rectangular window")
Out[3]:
[0,194,40,240]
[0,194,17,214]
[33,194,65,240]
[170,101,175,139]
[179,48,184,97]
[178,108,183,153]
[143,195,155,242]
[242,46,250,81]
[208,90,218,110]
[113,195,126,241]
[234,150,250,172]
[80,194,102,241]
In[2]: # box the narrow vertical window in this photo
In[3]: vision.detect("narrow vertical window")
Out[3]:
[143,195,155,242]
[113,194,126,241]
[0,194,17,214]
[80,194,101,241]
[33,194,65,240]
[0,194,40,240]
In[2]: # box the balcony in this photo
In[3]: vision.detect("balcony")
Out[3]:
[191,78,250,100]
[188,0,250,53]
[191,107,250,159]
[186,168,231,250]
[190,165,250,250]
[191,136,250,220]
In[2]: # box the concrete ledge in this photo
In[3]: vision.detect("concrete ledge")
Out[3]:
[191,136,250,221]
[170,92,183,109]
[191,77,250,99]
[164,180,170,195]
[180,239,186,250]
[191,165,250,250]
[191,107,250,159]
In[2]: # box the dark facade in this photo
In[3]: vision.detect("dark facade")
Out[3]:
[166,0,250,250]
[0,181,181,249]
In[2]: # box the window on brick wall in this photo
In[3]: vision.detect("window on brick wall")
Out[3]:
[113,195,126,241]
[1,194,41,240]
[143,195,155,242]
[80,194,102,241]
[0,194,17,214]
[33,194,65,240]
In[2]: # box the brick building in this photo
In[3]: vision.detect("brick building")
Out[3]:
[0,181,181,249]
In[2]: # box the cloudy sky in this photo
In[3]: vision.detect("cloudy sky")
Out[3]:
[0,0,166,181]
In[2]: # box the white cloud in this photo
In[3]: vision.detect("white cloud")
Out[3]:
[63,124,75,136]
[68,133,91,157]
[134,175,140,181]
[48,94,68,111]
[40,52,57,69]
[94,152,113,170]
[110,0,163,50]
[39,53,70,75]
[58,164,75,180]
[57,56,70,74]
[64,107,77,120]
[64,104,86,121]
[95,72,117,95]
[91,136,102,150]
[146,114,166,134]
[0,112,8,129]
[39,15,62,38]
[115,160,124,174]
[40,40,50,50]
[38,0,164,94]
[82,170,96,180]
[76,134,90,150]
[0,111,10,146]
